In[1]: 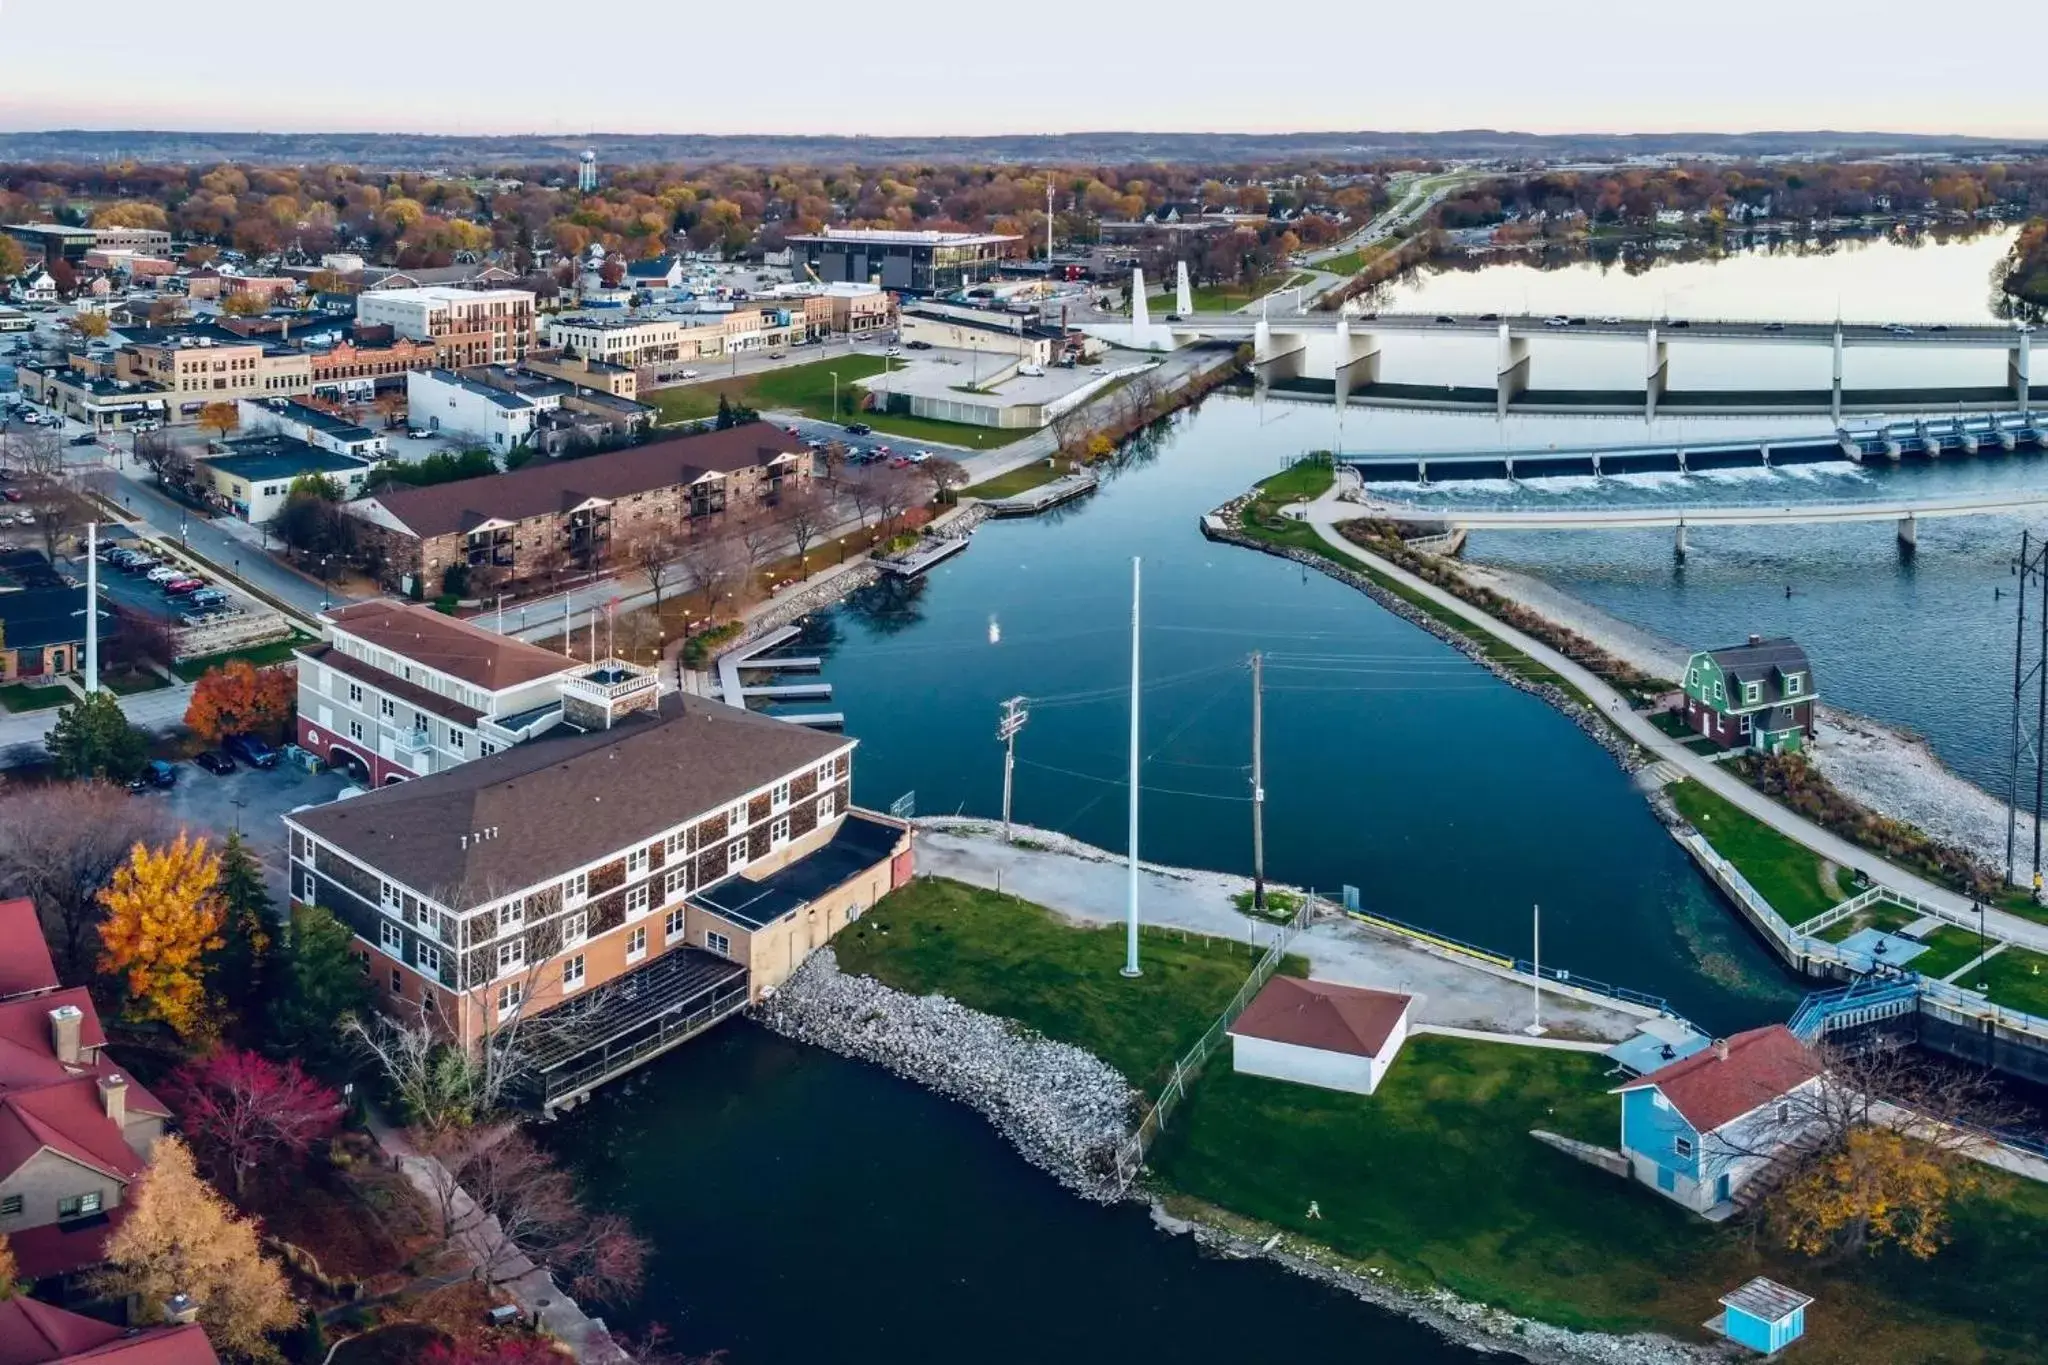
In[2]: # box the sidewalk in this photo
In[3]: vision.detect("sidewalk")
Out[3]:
[1299,486,2048,955]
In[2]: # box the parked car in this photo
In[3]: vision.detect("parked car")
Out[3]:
[69,433,97,446]
[883,346,901,356]
[126,760,177,793]
[407,428,430,439]
[905,340,933,350]
[119,555,158,573]
[163,577,207,596]
[187,587,228,608]
[145,565,182,584]
[192,750,236,775]
[680,368,700,379]
[843,422,872,435]
[223,733,279,769]
[0,489,20,504]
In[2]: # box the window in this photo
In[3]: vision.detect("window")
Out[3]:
[0,1194,22,1217]
[57,1191,103,1219]
[418,943,440,978]
[1776,1102,1791,1124]
[818,790,837,822]
[626,847,650,877]
[1651,1091,1671,1112]
[390,968,403,994]
[626,884,651,919]
[380,696,396,719]
[348,682,363,705]
[664,831,686,859]
[1743,681,1760,704]
[1712,681,1724,703]
[562,911,588,946]
[1786,673,1803,696]
[564,871,588,904]
[349,719,364,742]
[381,880,400,910]
[625,926,647,963]
[563,953,586,991]
[497,939,525,976]
[449,730,465,752]
[422,990,436,1015]
[817,760,836,786]
[501,897,525,930]
[728,838,748,871]
[706,929,731,958]
[728,802,747,831]
[665,866,690,903]
[665,906,687,940]
[770,815,791,848]
[297,869,316,903]
[1673,1136,1694,1160]
[772,780,791,809]
[379,919,404,956]
[497,981,524,1019]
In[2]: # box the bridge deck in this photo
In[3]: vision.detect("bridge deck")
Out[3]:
[1360,490,2048,528]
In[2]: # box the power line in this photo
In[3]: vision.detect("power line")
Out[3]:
[1015,757,1250,803]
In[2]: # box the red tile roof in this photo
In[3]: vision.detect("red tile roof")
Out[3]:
[0,1296,218,1365]
[1228,977,1412,1058]
[0,897,59,999]
[0,988,109,1091]
[0,981,170,1195]
[1615,1025,1821,1133]
[4,1203,128,1282]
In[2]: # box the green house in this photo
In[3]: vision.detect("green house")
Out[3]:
[1681,634,1816,754]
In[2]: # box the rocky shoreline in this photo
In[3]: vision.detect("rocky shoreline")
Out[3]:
[753,947,1134,1202]
[736,502,993,646]
[1201,507,1644,776]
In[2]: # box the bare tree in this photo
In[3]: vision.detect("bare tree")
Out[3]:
[623,527,687,609]
[871,464,932,535]
[677,528,750,620]
[780,483,829,565]
[924,456,968,502]
[738,513,784,583]
[1047,402,1090,462]
[840,464,882,537]
[0,785,173,976]
[133,427,198,492]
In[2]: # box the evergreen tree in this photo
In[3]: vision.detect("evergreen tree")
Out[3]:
[715,392,736,429]
[214,832,278,1026]
[47,690,148,781]
[270,904,372,1078]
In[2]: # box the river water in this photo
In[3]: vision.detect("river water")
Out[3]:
[551,233,2034,1363]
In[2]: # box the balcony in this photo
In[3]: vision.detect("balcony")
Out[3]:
[559,658,660,730]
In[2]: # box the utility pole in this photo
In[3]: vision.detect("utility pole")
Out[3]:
[1250,651,1266,913]
[997,695,1029,842]
[2016,530,2048,897]
[84,521,99,694]
[1046,181,1055,265]
[1524,904,1545,1036]
[1123,555,1142,979]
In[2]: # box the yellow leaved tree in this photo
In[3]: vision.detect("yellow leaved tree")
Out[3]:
[93,1138,298,1358]
[97,834,226,1042]
[1775,1127,1974,1261]
[0,1229,18,1298]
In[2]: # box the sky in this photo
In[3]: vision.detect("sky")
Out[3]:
[1,0,2042,140]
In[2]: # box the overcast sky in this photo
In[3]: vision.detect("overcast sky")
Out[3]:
[2,0,2041,140]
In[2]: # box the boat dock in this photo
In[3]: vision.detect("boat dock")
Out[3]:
[874,534,972,577]
[713,626,840,726]
[981,470,1100,516]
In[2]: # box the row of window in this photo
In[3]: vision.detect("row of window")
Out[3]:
[492,906,743,1019]
[0,1190,102,1219]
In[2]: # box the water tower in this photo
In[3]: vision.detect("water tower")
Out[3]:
[578,149,599,193]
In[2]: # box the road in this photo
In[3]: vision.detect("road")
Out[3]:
[1357,490,2048,529]
[1299,484,2048,955]
[1116,309,2030,343]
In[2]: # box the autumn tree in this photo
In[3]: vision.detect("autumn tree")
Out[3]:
[147,294,189,326]
[68,311,110,340]
[98,834,227,1042]
[184,659,296,743]
[0,785,170,977]
[219,290,269,317]
[93,1138,300,1360]
[46,690,148,781]
[167,1048,343,1198]
[269,904,373,1078]
[0,1230,17,1298]
[197,402,240,440]
[0,234,23,279]
[214,832,277,1022]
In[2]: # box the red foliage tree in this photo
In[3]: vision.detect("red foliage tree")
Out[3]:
[183,660,296,743]
[167,1047,344,1197]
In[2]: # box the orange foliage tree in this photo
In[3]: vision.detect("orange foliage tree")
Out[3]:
[184,660,296,743]
[97,834,226,1042]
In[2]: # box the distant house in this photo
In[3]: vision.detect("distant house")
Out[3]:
[625,254,686,290]
[1227,976,1413,1096]
[1612,1024,1823,1217]
[1682,635,1816,754]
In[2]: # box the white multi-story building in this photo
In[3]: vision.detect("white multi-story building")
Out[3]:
[294,599,586,786]
[356,286,537,368]
[543,314,684,367]
[406,368,551,451]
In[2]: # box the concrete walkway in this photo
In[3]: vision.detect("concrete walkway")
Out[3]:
[916,821,1647,1043]
[1299,486,2048,955]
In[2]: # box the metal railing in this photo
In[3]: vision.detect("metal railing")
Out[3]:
[1346,906,1683,1020]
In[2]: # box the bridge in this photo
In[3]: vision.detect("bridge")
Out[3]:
[1353,487,2048,557]
[1077,271,2039,419]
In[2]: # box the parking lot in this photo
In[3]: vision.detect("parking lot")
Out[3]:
[140,758,352,905]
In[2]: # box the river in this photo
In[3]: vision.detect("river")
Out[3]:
[549,233,2036,1364]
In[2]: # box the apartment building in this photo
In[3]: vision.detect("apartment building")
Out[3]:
[117,329,313,419]
[545,314,684,368]
[0,897,174,1283]
[345,420,810,593]
[294,599,587,786]
[282,695,913,1110]
[356,286,538,368]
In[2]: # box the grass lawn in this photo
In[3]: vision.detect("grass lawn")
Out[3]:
[1908,924,1997,983]
[1147,274,1300,314]
[101,668,171,696]
[1151,1034,2048,1361]
[832,876,1302,1089]
[1667,779,1848,925]
[1975,945,2048,1017]
[1314,244,1388,278]
[171,633,313,682]
[964,458,1071,500]
[1814,898,1916,942]
[647,355,1034,450]
[0,681,71,712]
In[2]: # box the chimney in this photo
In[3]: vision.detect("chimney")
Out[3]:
[1713,1038,1730,1062]
[48,1004,83,1065]
[1748,634,1762,647]
[99,1073,128,1127]
[163,1293,199,1326]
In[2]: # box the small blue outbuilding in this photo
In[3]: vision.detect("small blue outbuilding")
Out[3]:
[1715,1277,1812,1355]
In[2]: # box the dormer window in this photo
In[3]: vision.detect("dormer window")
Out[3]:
[1785,673,1802,696]
[1743,681,1760,704]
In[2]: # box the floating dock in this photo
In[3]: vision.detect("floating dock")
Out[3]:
[874,534,971,577]
[981,470,1100,516]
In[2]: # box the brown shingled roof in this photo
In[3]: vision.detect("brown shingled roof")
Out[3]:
[1615,1025,1820,1133]
[319,599,579,693]
[1229,977,1412,1058]
[353,421,801,539]
[287,696,848,907]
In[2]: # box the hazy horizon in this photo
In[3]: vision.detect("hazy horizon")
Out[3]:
[4,0,2042,143]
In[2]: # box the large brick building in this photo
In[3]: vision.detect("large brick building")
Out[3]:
[343,420,810,595]
[283,696,912,1110]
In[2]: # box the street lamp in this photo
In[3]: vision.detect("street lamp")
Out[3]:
[830,371,839,421]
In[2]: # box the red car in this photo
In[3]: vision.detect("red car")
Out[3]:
[163,576,206,595]
[0,490,20,503]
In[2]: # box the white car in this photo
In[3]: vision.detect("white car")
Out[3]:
[884,346,902,356]
[680,369,700,380]
[146,566,182,584]
[1545,316,1570,327]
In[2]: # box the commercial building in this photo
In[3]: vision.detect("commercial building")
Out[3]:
[0,897,175,1283]
[116,327,314,419]
[355,286,538,368]
[544,314,684,368]
[787,228,1017,294]
[195,434,376,524]
[406,368,551,451]
[6,223,175,263]
[305,335,439,398]
[11,361,165,431]
[345,420,810,593]
[900,303,1060,366]
[237,396,387,460]
[295,599,586,786]
[282,696,912,1110]
[0,586,115,680]
[521,351,638,400]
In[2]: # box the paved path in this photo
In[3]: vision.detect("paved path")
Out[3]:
[916,821,1645,1042]
[1299,485,2048,955]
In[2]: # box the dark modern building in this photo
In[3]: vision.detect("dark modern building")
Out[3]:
[787,228,1017,295]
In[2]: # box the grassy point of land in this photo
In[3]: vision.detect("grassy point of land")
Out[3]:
[1146,273,1301,314]
[1906,924,1997,983]
[963,458,1070,500]
[1975,944,2048,1017]
[833,876,1301,1089]
[647,354,1033,450]
[1813,897,1916,942]
[1667,779,1848,925]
